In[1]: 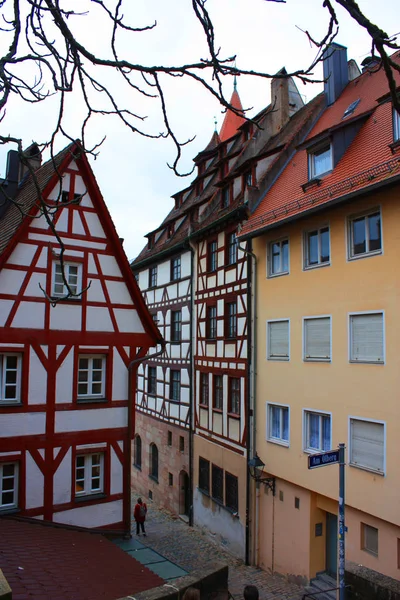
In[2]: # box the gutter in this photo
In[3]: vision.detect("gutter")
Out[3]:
[237,239,257,566]
[125,341,166,537]
[187,231,196,528]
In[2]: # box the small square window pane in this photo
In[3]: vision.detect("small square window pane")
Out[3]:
[2,491,15,505]
[2,464,15,477]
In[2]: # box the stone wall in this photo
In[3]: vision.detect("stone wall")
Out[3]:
[346,561,400,600]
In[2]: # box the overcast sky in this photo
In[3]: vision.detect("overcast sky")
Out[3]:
[0,0,399,261]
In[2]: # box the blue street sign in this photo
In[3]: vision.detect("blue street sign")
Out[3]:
[308,449,340,469]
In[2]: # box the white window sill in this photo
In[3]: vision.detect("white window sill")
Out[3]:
[349,462,385,476]
[267,356,290,362]
[267,438,289,448]
[303,447,330,455]
[267,271,289,279]
[304,262,330,271]
[349,359,384,365]
[348,250,382,262]
[304,358,331,363]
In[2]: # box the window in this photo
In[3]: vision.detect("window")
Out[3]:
[134,435,142,469]
[147,366,157,395]
[53,262,81,297]
[267,404,289,445]
[309,143,332,178]
[267,320,289,361]
[213,375,223,411]
[244,171,253,187]
[171,310,182,342]
[0,354,21,404]
[167,431,172,446]
[394,109,400,141]
[226,232,238,265]
[75,453,104,496]
[228,378,240,415]
[171,256,181,281]
[212,464,223,503]
[269,239,289,276]
[225,472,238,512]
[226,301,237,339]
[0,463,18,509]
[304,317,331,361]
[148,266,157,288]
[206,305,217,339]
[150,443,158,480]
[361,523,378,557]
[350,419,384,474]
[199,457,210,493]
[349,313,384,363]
[304,411,331,452]
[304,227,330,268]
[207,241,218,272]
[77,355,105,400]
[221,186,230,209]
[200,373,209,407]
[179,436,185,452]
[170,370,181,402]
[348,210,382,258]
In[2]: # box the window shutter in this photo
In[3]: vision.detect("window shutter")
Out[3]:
[305,318,330,359]
[268,321,289,358]
[351,419,384,472]
[351,314,383,362]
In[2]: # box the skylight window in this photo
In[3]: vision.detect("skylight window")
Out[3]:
[343,99,360,119]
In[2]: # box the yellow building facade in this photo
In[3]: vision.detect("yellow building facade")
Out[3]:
[251,188,400,581]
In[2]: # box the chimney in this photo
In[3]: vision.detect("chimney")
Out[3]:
[323,43,348,106]
[0,150,20,218]
[19,143,42,181]
[270,68,290,136]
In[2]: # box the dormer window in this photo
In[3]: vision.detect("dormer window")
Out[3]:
[147,236,153,250]
[394,109,400,142]
[309,142,332,179]
[221,186,230,209]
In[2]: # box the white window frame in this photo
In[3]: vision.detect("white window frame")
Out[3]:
[303,409,332,454]
[303,316,332,362]
[267,319,290,361]
[347,207,382,260]
[266,402,290,447]
[0,462,19,510]
[52,262,82,297]
[75,453,104,497]
[303,226,331,269]
[349,416,386,475]
[77,355,106,400]
[309,142,332,179]
[0,354,22,404]
[394,108,400,142]
[268,238,289,277]
[348,311,385,364]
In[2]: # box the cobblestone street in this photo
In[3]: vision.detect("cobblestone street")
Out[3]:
[132,500,306,600]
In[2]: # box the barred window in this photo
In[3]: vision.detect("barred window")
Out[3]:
[199,457,210,493]
[212,464,223,503]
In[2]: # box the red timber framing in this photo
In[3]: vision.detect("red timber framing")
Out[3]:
[0,142,162,531]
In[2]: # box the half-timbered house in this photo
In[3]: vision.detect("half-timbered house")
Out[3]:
[0,142,162,533]
[132,74,325,558]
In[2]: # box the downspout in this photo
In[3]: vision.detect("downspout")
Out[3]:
[125,341,166,537]
[237,239,257,566]
[187,232,196,527]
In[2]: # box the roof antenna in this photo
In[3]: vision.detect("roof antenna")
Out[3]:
[214,116,217,133]
[234,59,238,91]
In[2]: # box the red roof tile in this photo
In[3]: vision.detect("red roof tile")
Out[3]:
[0,519,163,600]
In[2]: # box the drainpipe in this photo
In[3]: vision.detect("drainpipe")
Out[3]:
[187,234,196,527]
[125,341,166,537]
[237,239,257,566]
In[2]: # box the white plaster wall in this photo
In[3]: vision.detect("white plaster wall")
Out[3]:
[55,407,127,433]
[98,254,120,277]
[53,449,72,505]
[36,248,48,268]
[72,211,86,236]
[111,447,123,495]
[0,300,13,327]
[12,301,45,329]
[0,268,25,295]
[55,209,68,232]
[25,453,44,509]
[113,308,145,334]
[181,251,191,277]
[24,272,46,297]
[56,349,73,404]
[105,280,132,305]
[87,306,114,332]
[53,499,123,527]
[181,386,189,404]
[7,243,37,266]
[29,348,47,404]
[0,413,46,437]
[86,278,106,303]
[50,303,82,331]
[194,490,245,560]
[88,253,97,274]
[112,349,128,401]
[170,403,179,420]
[181,369,189,386]
[47,174,69,200]
[158,261,170,286]
[85,212,106,239]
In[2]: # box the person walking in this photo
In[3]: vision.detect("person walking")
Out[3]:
[134,497,147,536]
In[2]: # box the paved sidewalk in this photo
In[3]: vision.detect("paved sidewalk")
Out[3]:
[132,501,306,600]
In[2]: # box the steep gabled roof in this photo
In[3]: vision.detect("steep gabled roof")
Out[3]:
[219,87,246,142]
[239,51,400,239]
